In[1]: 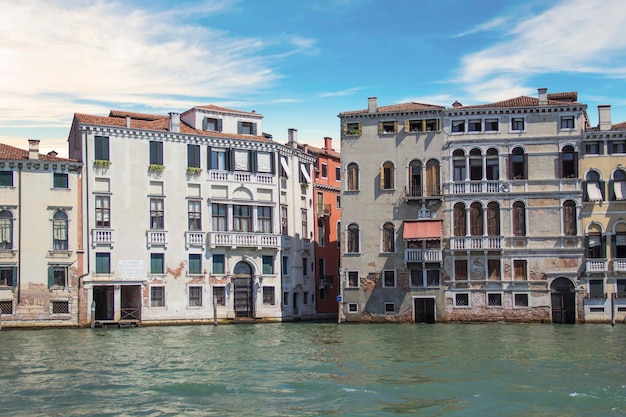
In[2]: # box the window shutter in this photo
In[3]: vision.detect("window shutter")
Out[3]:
[599,142,604,155]
[379,166,384,189]
[202,117,208,130]
[10,266,16,286]
[608,179,615,201]
[601,235,607,258]
[270,152,275,174]
[600,180,606,200]
[48,266,54,287]
[250,151,257,173]
[583,182,588,201]
[404,120,409,132]
[508,155,513,180]
[187,145,193,167]
[237,121,243,134]
[612,234,617,259]
[357,123,362,133]
[573,152,579,177]
[523,154,528,179]
[251,123,257,136]
[558,153,563,178]
[393,121,398,133]
[378,122,383,135]
[227,148,234,171]
[207,147,212,170]
[342,124,348,134]
[216,119,223,132]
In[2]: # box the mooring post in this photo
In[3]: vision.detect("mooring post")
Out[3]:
[213,295,217,326]
[90,300,96,329]
[0,310,2,330]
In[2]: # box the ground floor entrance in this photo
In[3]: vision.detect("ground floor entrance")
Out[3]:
[414,297,436,323]
[551,277,576,324]
[92,284,142,325]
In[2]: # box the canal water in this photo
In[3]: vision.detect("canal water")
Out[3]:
[1,323,625,416]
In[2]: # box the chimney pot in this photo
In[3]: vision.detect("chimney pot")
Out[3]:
[28,139,40,160]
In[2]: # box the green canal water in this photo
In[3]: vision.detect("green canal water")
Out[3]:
[1,323,625,416]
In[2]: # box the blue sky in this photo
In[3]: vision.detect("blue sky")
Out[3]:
[2,0,626,155]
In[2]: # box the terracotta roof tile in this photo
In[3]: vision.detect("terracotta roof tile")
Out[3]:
[450,95,582,110]
[0,142,77,162]
[339,102,444,116]
[612,121,626,130]
[547,92,578,102]
[109,110,167,121]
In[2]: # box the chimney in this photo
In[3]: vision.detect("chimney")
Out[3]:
[169,112,180,133]
[598,105,611,131]
[126,116,131,128]
[323,137,332,151]
[452,101,463,108]
[28,139,40,160]
[538,88,548,105]
[368,97,377,114]
[288,128,298,148]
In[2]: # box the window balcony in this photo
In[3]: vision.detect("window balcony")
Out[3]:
[319,275,334,288]
[317,204,332,217]
[450,236,503,250]
[147,230,167,248]
[91,229,114,247]
[185,231,206,249]
[584,293,607,304]
[586,259,608,273]
[402,186,442,201]
[405,249,442,263]
[209,232,280,249]
[208,170,274,185]
[450,180,503,194]
[613,259,626,272]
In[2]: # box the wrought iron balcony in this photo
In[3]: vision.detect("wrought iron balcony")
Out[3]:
[404,249,442,263]
[91,229,114,247]
[209,232,280,249]
[586,259,608,273]
[450,236,503,250]
[584,293,607,302]
[402,186,442,201]
[317,204,332,217]
[319,275,334,288]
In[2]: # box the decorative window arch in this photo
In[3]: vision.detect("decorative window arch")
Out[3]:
[563,200,577,236]
[347,223,360,253]
[469,202,483,236]
[452,149,466,181]
[509,146,527,180]
[585,223,605,259]
[469,148,482,181]
[381,222,395,253]
[52,210,69,251]
[611,169,626,201]
[425,159,440,196]
[584,169,604,202]
[486,148,499,180]
[381,161,395,190]
[512,201,526,237]
[559,145,578,179]
[408,159,422,197]
[453,203,466,236]
[346,163,359,191]
[486,201,500,236]
[0,210,13,250]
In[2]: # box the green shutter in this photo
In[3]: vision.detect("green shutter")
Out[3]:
[216,119,223,132]
[48,266,54,287]
[599,142,605,155]
[250,151,257,173]
[237,121,243,134]
[600,180,606,201]
[202,117,208,130]
[601,236,607,258]
[251,123,257,135]
[10,266,16,287]
[207,147,212,170]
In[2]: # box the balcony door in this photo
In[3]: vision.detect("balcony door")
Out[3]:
[233,261,254,318]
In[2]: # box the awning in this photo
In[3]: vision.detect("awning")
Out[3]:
[280,157,290,177]
[615,181,626,200]
[403,220,442,239]
[587,182,603,202]
[300,164,312,183]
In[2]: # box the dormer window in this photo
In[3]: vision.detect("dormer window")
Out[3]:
[238,121,257,135]
[203,117,222,132]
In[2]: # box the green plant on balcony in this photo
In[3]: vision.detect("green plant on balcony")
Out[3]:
[149,164,165,173]
[94,159,111,168]
[347,129,361,135]
[187,167,203,175]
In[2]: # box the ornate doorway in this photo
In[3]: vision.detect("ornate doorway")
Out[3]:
[551,277,576,324]
[233,262,254,318]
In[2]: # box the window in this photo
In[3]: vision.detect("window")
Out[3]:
[512,202,526,237]
[408,118,439,132]
[452,150,466,181]
[303,257,308,276]
[150,253,164,274]
[384,302,395,313]
[486,202,500,236]
[52,211,68,250]
[258,206,272,233]
[451,120,465,133]
[189,286,203,306]
[427,270,440,287]
[560,145,578,179]
[380,121,397,134]
[212,254,225,274]
[485,118,499,132]
[613,170,626,201]
[48,265,67,287]
[235,150,251,172]
[95,253,111,274]
[0,266,16,286]
[563,200,577,236]
[263,287,275,305]
[469,202,483,236]
[282,256,289,276]
[585,141,600,155]
[150,286,165,307]
[511,117,525,131]
[213,287,226,306]
[283,291,289,306]
[347,223,360,253]
[468,119,481,132]
[345,122,361,135]
[455,260,468,281]
[53,173,69,189]
[346,163,359,191]
[0,300,12,314]
[303,292,309,305]
[94,136,109,161]
[319,288,326,300]
[453,203,466,236]
[95,196,110,228]
[561,116,575,129]
[150,198,164,229]
[281,205,288,235]
[381,161,395,190]
[301,209,308,238]
[586,232,604,259]
[589,279,604,298]
[262,255,274,274]
[203,117,222,132]
[611,140,626,154]
[318,218,325,247]
[321,163,327,178]
[487,293,502,307]
[383,270,396,287]
[0,171,13,187]
[187,144,201,168]
[51,300,69,314]
[335,166,341,181]
[585,171,604,202]
[149,141,163,165]
[485,148,499,181]
[257,152,273,174]
[509,147,527,180]
[348,303,358,312]
[347,271,359,287]
[410,269,423,287]
[188,254,202,275]
[238,121,257,135]
[233,205,252,232]
[337,221,341,249]
[382,222,395,252]
[469,148,482,180]
[514,293,529,307]
[210,148,227,171]
[212,204,227,231]
[188,200,202,231]
[488,259,500,280]
[336,196,341,208]
[455,293,469,307]
[513,259,528,281]
[409,160,422,197]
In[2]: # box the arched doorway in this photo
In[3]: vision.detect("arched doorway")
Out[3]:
[233,261,254,318]
[551,277,576,324]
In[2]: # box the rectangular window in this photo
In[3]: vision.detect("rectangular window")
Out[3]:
[455,259,468,281]
[0,300,13,314]
[468,119,481,132]
[303,257,308,276]
[487,259,501,280]
[150,198,164,229]
[257,152,273,173]
[488,293,502,307]
[233,205,252,232]
[410,269,423,287]
[238,121,256,135]
[347,271,359,287]
[211,204,227,231]
[346,122,361,135]
[150,253,164,274]
[589,279,604,297]
[514,260,527,281]
[321,163,328,178]
[514,293,529,307]
[53,173,69,189]
[94,136,109,161]
[585,142,600,155]
[258,206,272,233]
[611,141,626,154]
[0,266,16,286]
[348,303,358,312]
[383,270,396,287]
[213,286,226,306]
[336,196,341,208]
[188,286,202,306]
[212,254,225,274]
[188,254,202,275]
[187,144,201,168]
[381,121,396,134]
[303,292,309,304]
[485,118,499,131]
[234,149,250,171]
[451,120,465,133]
[301,209,308,239]
[210,149,227,170]
[426,270,440,287]
[561,116,575,129]
[335,167,341,181]
[188,200,202,231]
[95,253,111,274]
[511,117,525,131]
[384,302,395,313]
[95,196,111,228]
[262,255,274,274]
[455,293,469,307]
[0,171,13,187]
[263,287,275,305]
[203,117,222,132]
[51,301,69,314]
[49,265,67,287]
[283,291,289,306]
[52,213,68,251]
[150,286,165,307]
[149,141,164,165]
[281,205,288,235]
[282,256,289,275]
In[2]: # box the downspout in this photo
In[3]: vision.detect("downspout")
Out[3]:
[17,163,22,304]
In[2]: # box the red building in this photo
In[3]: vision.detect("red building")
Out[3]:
[300,137,341,319]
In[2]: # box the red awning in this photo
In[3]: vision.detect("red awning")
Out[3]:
[403,220,442,239]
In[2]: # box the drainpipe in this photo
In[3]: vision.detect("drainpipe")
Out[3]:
[17,163,22,305]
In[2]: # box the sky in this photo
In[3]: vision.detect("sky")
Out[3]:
[2,0,626,156]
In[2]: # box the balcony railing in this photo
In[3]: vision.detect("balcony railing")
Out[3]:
[586,259,608,273]
[317,204,332,217]
[450,180,503,194]
[614,259,626,272]
[91,229,114,247]
[209,170,274,185]
[584,293,607,302]
[403,186,442,200]
[121,308,140,321]
[450,236,503,250]
[319,275,334,287]
[185,231,206,249]
[209,232,280,248]
[405,249,442,263]
[147,230,167,248]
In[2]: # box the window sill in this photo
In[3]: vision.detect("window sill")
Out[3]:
[49,285,71,290]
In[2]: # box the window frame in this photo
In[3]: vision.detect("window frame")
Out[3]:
[212,254,225,274]
[347,270,359,288]
[381,222,395,253]
[384,302,395,313]
[0,171,13,187]
[150,198,165,230]
[560,115,575,130]
[187,144,201,169]
[188,254,202,275]
[187,200,202,231]
[454,293,469,307]
[188,285,203,307]
[94,136,110,161]
[347,223,360,253]
[263,286,275,305]
[149,141,164,165]
[382,269,396,288]
[95,195,111,228]
[150,286,165,307]
[487,292,503,307]
[213,286,226,306]
[346,163,359,191]
[150,253,165,275]
[52,210,69,251]
[510,117,525,132]
[95,252,111,274]
[52,172,69,189]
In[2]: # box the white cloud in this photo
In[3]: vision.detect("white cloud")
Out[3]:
[0,135,68,157]
[318,87,363,98]
[451,16,510,38]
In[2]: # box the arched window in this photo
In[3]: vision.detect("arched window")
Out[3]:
[469,148,482,180]
[52,211,69,251]
[584,170,604,202]
[560,145,578,179]
[0,210,13,250]
[486,148,499,180]
[408,160,422,197]
[381,161,395,190]
[347,223,360,253]
[586,224,605,259]
[614,222,626,258]
[512,201,526,237]
[425,159,440,196]
[452,150,466,181]
[470,202,483,236]
[486,202,500,236]
[382,222,395,252]
[453,203,466,236]
[347,163,359,191]
[509,147,527,180]
[563,200,577,236]
[612,169,626,201]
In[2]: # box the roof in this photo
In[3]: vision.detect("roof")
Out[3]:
[0,142,76,162]
[450,94,583,110]
[339,102,445,116]
[299,143,340,159]
[191,104,263,117]
[612,121,626,130]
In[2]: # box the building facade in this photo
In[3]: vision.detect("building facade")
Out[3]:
[0,140,83,328]
[68,106,316,327]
